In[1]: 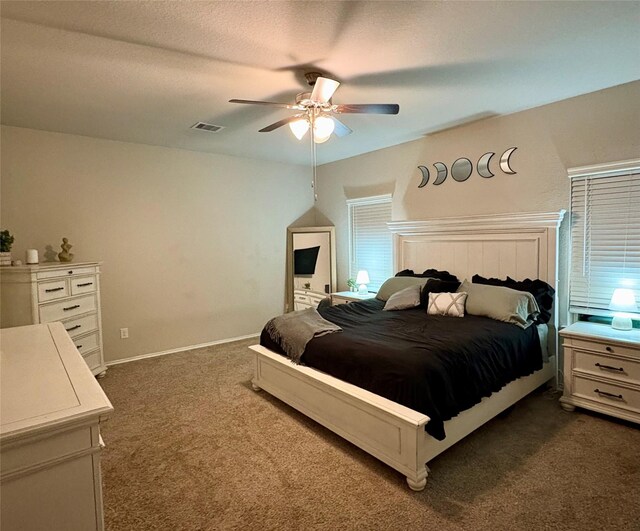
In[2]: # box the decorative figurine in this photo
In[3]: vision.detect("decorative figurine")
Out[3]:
[58,238,74,262]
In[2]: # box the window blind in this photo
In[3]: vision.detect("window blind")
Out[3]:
[348,196,392,292]
[569,167,640,317]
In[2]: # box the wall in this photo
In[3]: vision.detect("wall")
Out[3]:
[316,81,640,323]
[0,126,313,362]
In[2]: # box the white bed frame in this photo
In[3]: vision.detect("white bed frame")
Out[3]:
[251,211,565,491]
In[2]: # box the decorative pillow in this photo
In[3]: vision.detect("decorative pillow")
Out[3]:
[427,292,467,317]
[472,274,555,324]
[395,269,418,277]
[395,269,459,282]
[421,269,459,282]
[376,277,427,302]
[458,279,540,329]
[420,279,461,308]
[383,284,421,311]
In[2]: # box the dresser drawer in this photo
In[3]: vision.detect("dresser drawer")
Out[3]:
[39,294,97,323]
[572,376,640,414]
[71,276,97,295]
[61,313,99,338]
[73,332,99,355]
[573,349,640,385]
[82,349,103,372]
[37,279,69,302]
[294,293,311,305]
[571,338,639,360]
[36,266,96,280]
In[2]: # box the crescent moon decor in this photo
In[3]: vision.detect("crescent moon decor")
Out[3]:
[451,158,473,182]
[416,147,519,188]
[417,166,430,188]
[477,152,495,178]
[433,162,448,185]
[500,147,517,174]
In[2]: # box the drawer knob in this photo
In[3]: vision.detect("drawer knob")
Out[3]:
[66,324,82,332]
[68,271,73,274]
[77,282,93,287]
[605,346,614,353]
[76,345,83,349]
[595,362,624,372]
[45,287,65,293]
[63,304,81,311]
[594,388,624,401]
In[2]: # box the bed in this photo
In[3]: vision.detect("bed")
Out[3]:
[250,211,565,490]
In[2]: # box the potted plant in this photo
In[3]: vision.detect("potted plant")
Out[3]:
[347,278,357,292]
[0,229,15,266]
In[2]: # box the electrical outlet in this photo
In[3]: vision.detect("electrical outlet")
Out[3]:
[120,328,129,339]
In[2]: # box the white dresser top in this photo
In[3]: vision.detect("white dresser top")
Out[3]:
[0,261,101,274]
[560,321,640,346]
[0,323,113,442]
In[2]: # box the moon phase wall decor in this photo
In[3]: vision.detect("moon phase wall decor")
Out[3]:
[417,147,517,188]
[433,162,448,185]
[451,158,473,182]
[477,152,495,178]
[500,147,517,174]
[417,166,430,188]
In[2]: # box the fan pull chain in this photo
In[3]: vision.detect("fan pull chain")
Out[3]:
[310,113,318,201]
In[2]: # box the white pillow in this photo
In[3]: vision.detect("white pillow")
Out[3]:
[427,292,467,317]
[383,284,421,311]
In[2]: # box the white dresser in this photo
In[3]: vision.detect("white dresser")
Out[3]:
[0,323,113,531]
[0,262,106,377]
[293,288,328,311]
[560,322,640,423]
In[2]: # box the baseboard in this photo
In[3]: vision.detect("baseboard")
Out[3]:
[105,333,260,367]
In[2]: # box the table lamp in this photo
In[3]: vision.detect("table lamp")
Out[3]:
[356,270,370,295]
[609,288,638,331]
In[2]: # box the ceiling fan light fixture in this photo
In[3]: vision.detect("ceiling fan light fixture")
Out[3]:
[289,117,310,140]
[313,115,335,144]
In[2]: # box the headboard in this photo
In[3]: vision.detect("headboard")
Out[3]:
[388,211,566,358]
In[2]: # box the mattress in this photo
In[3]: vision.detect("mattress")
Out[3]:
[261,299,545,440]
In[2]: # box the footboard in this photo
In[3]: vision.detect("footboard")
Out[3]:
[250,345,431,490]
[251,345,556,491]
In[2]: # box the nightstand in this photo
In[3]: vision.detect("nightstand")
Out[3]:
[331,291,377,305]
[559,322,639,424]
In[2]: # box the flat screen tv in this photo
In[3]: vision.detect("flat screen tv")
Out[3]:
[294,246,321,275]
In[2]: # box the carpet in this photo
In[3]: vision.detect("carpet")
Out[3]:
[98,339,640,530]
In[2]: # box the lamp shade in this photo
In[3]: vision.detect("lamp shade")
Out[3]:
[289,117,309,140]
[609,288,638,313]
[356,270,370,285]
[313,115,335,143]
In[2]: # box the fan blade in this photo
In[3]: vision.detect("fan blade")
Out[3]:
[310,77,340,103]
[332,117,352,137]
[229,99,301,110]
[334,103,399,115]
[259,115,301,132]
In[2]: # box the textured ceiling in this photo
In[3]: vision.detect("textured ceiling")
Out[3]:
[1,1,639,165]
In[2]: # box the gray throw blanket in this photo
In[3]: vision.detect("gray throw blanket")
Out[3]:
[265,308,342,363]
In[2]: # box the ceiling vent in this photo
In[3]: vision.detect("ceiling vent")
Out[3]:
[191,121,224,133]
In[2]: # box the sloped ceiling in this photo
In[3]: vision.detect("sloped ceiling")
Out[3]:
[1,1,638,165]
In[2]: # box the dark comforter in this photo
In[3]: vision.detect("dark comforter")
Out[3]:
[260,299,542,440]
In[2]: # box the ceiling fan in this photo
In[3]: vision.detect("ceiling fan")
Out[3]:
[229,71,399,144]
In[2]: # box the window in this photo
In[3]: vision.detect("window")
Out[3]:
[347,195,393,292]
[569,161,640,318]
